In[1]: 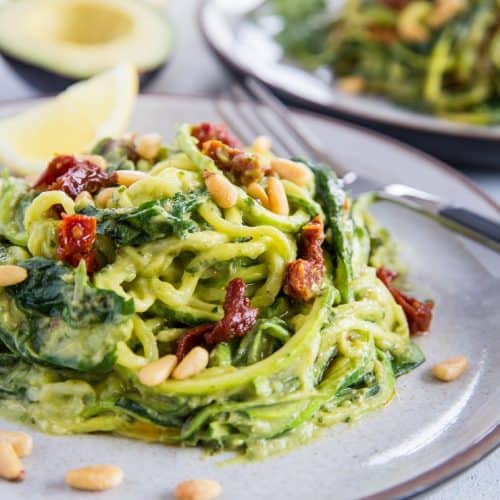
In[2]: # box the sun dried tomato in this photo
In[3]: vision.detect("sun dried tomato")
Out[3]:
[176,324,214,360]
[57,214,98,273]
[368,25,399,44]
[35,155,113,199]
[201,140,270,185]
[176,278,258,359]
[284,216,325,302]
[34,155,76,188]
[376,267,434,335]
[205,278,258,345]
[191,122,242,149]
[299,216,325,264]
[284,260,320,302]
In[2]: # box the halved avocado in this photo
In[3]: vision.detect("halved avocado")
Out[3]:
[0,0,172,79]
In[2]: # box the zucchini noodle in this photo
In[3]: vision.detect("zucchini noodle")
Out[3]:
[0,123,426,459]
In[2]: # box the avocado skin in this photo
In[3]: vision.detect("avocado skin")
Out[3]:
[0,0,173,81]
[3,54,169,93]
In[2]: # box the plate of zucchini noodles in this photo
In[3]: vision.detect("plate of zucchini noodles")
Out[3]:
[200,0,500,168]
[0,95,498,499]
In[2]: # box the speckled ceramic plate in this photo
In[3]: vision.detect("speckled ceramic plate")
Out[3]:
[199,0,500,169]
[0,95,498,500]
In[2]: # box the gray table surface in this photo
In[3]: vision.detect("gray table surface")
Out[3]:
[0,1,497,498]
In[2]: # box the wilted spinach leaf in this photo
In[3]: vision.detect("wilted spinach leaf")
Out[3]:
[306,161,353,303]
[391,342,425,377]
[7,258,134,327]
[1,258,134,372]
[79,189,209,247]
[0,175,36,246]
[267,0,331,68]
[91,137,139,172]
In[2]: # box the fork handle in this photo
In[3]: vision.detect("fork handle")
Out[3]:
[378,185,500,252]
[438,206,500,251]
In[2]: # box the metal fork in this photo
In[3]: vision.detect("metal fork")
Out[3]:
[215,77,500,252]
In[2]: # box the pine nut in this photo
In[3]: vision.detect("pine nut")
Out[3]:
[429,0,466,28]
[267,177,289,215]
[251,135,272,154]
[397,3,430,43]
[172,347,209,380]
[134,133,163,160]
[122,131,137,142]
[247,182,269,208]
[271,158,313,187]
[204,171,238,209]
[0,432,32,458]
[115,170,148,187]
[337,76,365,94]
[65,465,123,491]
[175,479,222,500]
[138,354,178,386]
[95,187,117,208]
[75,191,94,206]
[0,440,24,481]
[0,265,28,287]
[399,24,428,43]
[77,154,107,170]
[432,356,468,382]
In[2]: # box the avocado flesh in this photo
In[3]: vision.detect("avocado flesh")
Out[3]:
[0,0,172,78]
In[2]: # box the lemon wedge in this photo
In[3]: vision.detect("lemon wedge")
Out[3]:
[0,63,138,176]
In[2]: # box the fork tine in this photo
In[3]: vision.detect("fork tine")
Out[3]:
[214,96,255,146]
[217,78,348,178]
[244,77,348,177]
[228,86,270,140]
[228,85,304,158]
[221,85,289,157]
[215,91,291,157]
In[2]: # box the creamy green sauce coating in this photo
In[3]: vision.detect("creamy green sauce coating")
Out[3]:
[0,125,424,459]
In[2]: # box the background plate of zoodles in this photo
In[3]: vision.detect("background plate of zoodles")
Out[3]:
[199,0,500,169]
[0,94,498,499]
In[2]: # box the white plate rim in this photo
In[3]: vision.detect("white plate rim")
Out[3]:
[198,0,500,142]
[0,93,498,499]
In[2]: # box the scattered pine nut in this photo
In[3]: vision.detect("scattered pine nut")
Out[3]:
[337,76,365,94]
[271,158,313,186]
[74,191,94,206]
[204,171,238,209]
[95,187,117,208]
[267,177,289,215]
[429,0,466,28]
[175,479,222,500]
[398,23,428,43]
[251,135,272,154]
[247,182,269,208]
[432,356,468,382]
[0,440,24,482]
[138,355,178,386]
[172,347,209,380]
[115,170,148,187]
[65,465,123,491]
[0,432,32,458]
[397,3,430,42]
[122,131,137,143]
[134,133,163,160]
[0,265,28,287]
